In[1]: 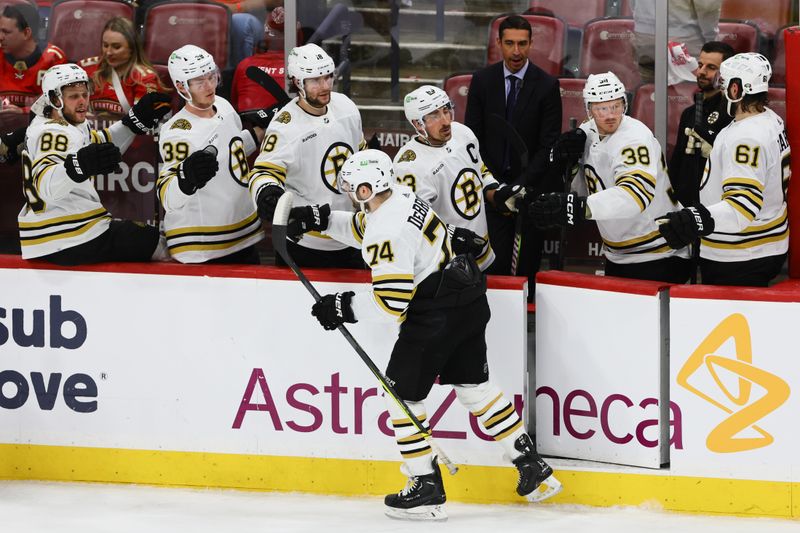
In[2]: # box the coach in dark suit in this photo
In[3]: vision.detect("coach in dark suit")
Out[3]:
[465,14,562,292]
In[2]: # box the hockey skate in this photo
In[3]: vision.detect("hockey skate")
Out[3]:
[384,456,447,521]
[512,433,562,503]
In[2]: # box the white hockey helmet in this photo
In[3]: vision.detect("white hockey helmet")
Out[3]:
[287,43,334,98]
[338,149,393,212]
[40,63,91,110]
[168,44,218,104]
[719,52,771,99]
[403,85,453,133]
[583,71,627,114]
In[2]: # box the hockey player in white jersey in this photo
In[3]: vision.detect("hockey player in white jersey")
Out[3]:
[286,150,561,520]
[531,71,691,282]
[657,53,789,286]
[157,45,264,264]
[248,43,366,268]
[394,85,526,271]
[18,63,171,265]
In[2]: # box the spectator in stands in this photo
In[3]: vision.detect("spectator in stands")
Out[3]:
[79,17,169,120]
[670,41,734,206]
[0,3,66,113]
[464,14,561,295]
[216,0,284,67]
[231,6,300,112]
[633,0,722,83]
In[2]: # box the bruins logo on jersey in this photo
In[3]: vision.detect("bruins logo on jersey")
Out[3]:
[450,168,482,220]
[171,119,192,130]
[320,141,354,193]
[397,149,416,163]
[276,111,291,124]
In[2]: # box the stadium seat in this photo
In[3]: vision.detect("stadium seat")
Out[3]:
[46,0,134,62]
[443,73,472,124]
[486,14,566,76]
[720,0,793,37]
[617,0,632,17]
[580,18,640,89]
[630,82,699,160]
[772,25,788,85]
[717,20,760,54]
[527,0,605,29]
[0,0,37,9]
[768,86,786,123]
[142,0,231,71]
[558,77,586,131]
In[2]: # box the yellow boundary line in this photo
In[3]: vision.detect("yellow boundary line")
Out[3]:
[1,444,798,518]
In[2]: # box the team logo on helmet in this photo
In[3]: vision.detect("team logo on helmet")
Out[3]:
[321,142,355,193]
[450,168,482,220]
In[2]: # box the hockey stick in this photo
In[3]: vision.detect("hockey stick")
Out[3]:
[272,191,458,475]
[245,66,291,107]
[689,92,704,284]
[488,113,528,276]
[554,118,579,271]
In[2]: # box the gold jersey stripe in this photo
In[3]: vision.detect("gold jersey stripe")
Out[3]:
[722,176,764,192]
[19,207,109,229]
[724,197,757,221]
[169,232,260,254]
[702,231,788,250]
[494,419,524,441]
[603,229,661,248]
[165,212,260,237]
[472,393,503,418]
[20,216,109,246]
[618,184,647,211]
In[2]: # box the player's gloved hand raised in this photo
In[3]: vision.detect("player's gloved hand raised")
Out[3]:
[311,291,357,331]
[122,92,172,134]
[530,192,586,229]
[255,185,284,222]
[492,184,526,214]
[0,126,26,164]
[177,146,218,195]
[549,128,586,165]
[64,142,122,183]
[451,226,486,256]
[287,204,330,241]
[656,204,714,249]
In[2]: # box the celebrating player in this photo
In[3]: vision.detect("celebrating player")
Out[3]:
[286,149,561,520]
[248,43,366,268]
[657,53,790,286]
[531,71,691,283]
[156,44,264,264]
[18,64,171,265]
[394,85,526,271]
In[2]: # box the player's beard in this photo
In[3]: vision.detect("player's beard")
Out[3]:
[305,91,330,109]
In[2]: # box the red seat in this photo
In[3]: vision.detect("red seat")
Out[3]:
[618,0,632,17]
[772,26,788,85]
[0,0,37,9]
[580,18,640,89]
[720,0,793,36]
[527,0,605,28]
[486,14,566,76]
[768,86,786,123]
[443,73,472,124]
[46,0,134,62]
[558,77,587,131]
[630,82,699,160]
[717,20,760,54]
[142,0,231,71]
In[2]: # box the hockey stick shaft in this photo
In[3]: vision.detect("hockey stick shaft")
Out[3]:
[689,92,704,284]
[272,192,458,475]
[245,66,291,107]
[555,118,579,271]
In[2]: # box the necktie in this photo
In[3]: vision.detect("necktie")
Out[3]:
[506,75,519,119]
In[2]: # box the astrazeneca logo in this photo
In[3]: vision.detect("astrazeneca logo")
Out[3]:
[677,313,790,453]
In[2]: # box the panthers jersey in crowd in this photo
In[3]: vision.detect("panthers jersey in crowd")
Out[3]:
[575,115,687,264]
[700,107,790,262]
[80,57,161,116]
[158,96,263,263]
[18,115,134,259]
[393,122,497,270]
[0,44,66,109]
[325,185,452,322]
[248,92,366,251]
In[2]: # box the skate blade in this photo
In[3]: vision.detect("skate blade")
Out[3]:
[385,504,447,521]
[525,474,562,503]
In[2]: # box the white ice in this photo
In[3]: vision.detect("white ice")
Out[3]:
[0,481,798,533]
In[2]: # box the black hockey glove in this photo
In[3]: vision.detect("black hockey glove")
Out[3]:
[122,92,172,134]
[177,146,218,195]
[312,291,357,331]
[240,105,279,129]
[549,128,586,166]
[657,204,715,249]
[64,142,122,183]
[451,226,486,257]
[287,204,331,241]
[0,126,26,164]
[491,184,526,214]
[530,192,586,229]
[255,185,284,222]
